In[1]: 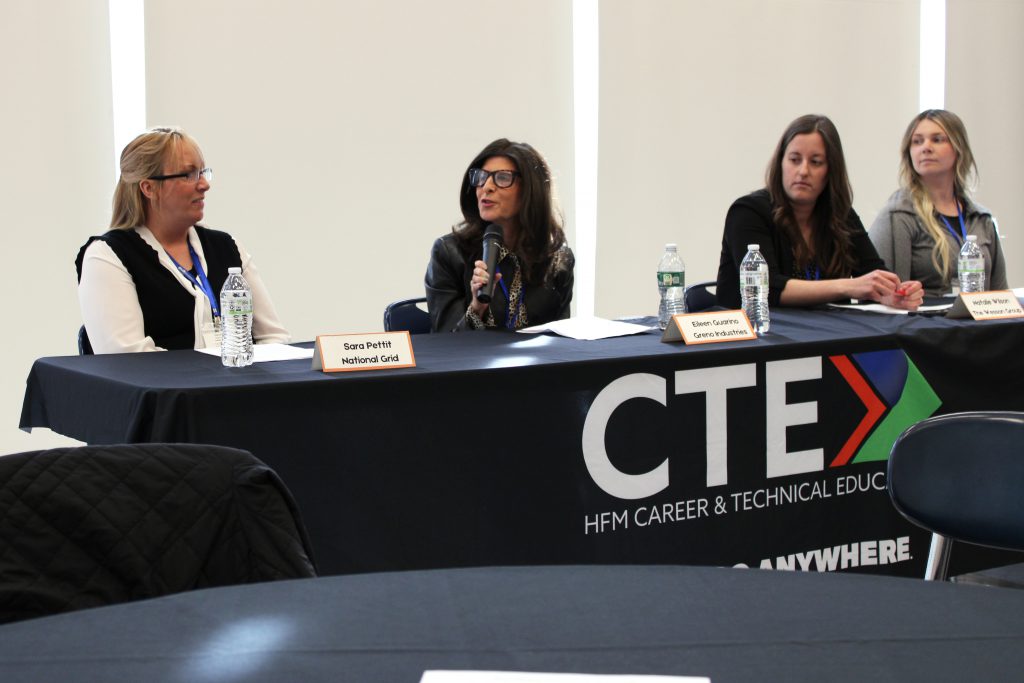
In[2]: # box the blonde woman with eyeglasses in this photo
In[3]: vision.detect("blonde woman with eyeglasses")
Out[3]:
[869,110,1007,296]
[77,127,289,353]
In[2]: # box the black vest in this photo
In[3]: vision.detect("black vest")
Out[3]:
[76,227,242,350]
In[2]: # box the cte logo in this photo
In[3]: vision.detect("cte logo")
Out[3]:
[580,352,939,501]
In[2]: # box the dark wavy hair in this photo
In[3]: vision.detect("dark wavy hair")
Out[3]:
[766,114,856,277]
[453,138,565,283]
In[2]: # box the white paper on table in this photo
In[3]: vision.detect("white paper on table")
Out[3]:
[421,672,709,683]
[517,316,654,340]
[196,343,314,362]
[827,302,952,315]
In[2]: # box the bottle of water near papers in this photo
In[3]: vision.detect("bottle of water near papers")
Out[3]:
[958,234,985,294]
[220,267,254,367]
[740,244,770,335]
[657,243,686,330]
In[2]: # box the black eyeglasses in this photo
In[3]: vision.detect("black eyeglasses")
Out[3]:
[468,168,519,189]
[149,167,213,183]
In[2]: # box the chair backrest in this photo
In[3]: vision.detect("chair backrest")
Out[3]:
[384,297,431,334]
[78,325,93,355]
[888,411,1024,579]
[0,443,316,624]
[684,281,717,312]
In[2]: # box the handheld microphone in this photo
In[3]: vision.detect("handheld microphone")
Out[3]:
[476,224,504,304]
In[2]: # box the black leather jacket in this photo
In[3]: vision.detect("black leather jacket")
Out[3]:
[424,232,575,332]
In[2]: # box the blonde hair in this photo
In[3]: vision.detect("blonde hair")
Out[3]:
[110,127,203,229]
[898,110,978,282]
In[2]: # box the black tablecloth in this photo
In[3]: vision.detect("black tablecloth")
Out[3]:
[22,309,910,445]
[1,565,1022,682]
[20,309,1024,576]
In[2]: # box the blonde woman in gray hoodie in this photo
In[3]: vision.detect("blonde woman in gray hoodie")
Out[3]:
[869,109,1007,296]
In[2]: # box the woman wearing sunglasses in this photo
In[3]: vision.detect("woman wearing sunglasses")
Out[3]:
[77,127,289,353]
[425,138,574,332]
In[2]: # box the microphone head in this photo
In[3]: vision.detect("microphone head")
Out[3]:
[482,223,504,245]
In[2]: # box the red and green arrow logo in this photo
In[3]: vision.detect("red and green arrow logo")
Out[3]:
[828,350,941,466]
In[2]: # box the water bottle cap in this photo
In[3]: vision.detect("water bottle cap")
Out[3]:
[747,244,759,251]
[228,267,242,274]
[665,243,677,251]
[966,235,977,242]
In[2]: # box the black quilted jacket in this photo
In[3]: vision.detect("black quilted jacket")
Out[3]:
[0,443,317,623]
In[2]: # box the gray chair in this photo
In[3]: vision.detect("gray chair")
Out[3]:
[0,443,317,623]
[887,411,1024,581]
[684,281,717,312]
[383,297,431,334]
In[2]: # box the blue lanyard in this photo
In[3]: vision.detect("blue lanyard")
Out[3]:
[939,202,967,246]
[496,265,521,330]
[804,264,820,281]
[165,242,220,318]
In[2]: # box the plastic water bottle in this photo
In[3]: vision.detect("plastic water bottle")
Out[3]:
[740,244,770,335]
[957,234,985,293]
[220,267,254,367]
[657,244,686,330]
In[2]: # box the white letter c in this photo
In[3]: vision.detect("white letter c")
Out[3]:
[582,373,669,500]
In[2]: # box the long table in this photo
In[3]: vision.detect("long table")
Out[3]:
[2,564,1024,682]
[21,308,1024,576]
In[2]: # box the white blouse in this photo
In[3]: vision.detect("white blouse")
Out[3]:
[78,226,290,353]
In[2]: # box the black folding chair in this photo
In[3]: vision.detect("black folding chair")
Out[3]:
[887,411,1024,581]
[684,281,717,312]
[77,326,93,355]
[383,297,431,334]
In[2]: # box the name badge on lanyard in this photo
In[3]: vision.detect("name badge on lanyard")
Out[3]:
[201,320,222,349]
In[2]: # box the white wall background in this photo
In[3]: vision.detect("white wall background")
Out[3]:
[946,0,1023,287]
[2,0,1022,455]
[1,1,113,453]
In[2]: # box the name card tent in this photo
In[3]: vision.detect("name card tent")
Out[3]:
[313,331,416,372]
[946,290,1024,321]
[661,310,757,344]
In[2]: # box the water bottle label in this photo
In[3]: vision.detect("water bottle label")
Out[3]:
[222,291,253,316]
[741,271,768,287]
[658,271,683,287]
[958,257,983,273]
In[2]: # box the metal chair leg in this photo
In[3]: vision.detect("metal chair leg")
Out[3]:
[924,533,952,581]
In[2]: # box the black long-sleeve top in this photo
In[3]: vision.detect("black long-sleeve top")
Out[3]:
[715,189,886,309]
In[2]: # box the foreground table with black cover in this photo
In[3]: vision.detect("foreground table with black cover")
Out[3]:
[1,564,1022,682]
[21,308,1024,575]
